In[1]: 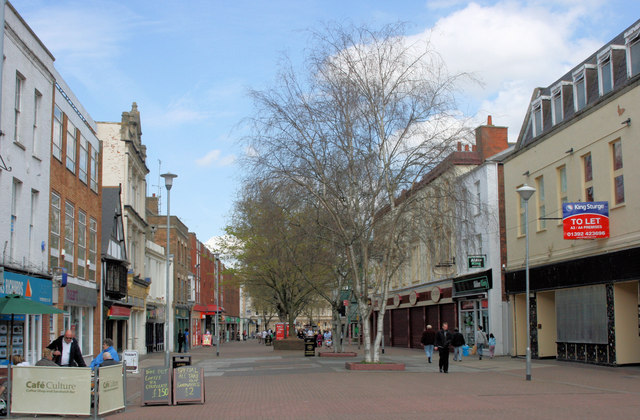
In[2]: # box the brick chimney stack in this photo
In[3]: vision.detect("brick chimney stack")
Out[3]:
[146,194,159,216]
[475,115,508,161]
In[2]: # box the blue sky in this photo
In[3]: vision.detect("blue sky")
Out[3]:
[13,0,640,245]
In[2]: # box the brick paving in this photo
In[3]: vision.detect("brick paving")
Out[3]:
[13,340,640,419]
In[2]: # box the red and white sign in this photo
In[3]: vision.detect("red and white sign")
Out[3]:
[563,202,609,239]
[275,323,285,340]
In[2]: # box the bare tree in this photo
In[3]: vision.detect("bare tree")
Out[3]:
[246,22,470,362]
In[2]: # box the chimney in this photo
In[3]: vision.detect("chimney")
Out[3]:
[464,144,470,152]
[146,195,160,215]
[475,116,508,161]
[457,142,462,152]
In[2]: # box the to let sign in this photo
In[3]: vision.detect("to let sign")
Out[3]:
[563,201,609,239]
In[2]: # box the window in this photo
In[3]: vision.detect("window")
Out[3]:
[598,54,613,95]
[551,88,563,125]
[573,72,586,111]
[532,103,543,136]
[583,153,594,202]
[32,90,42,155]
[79,136,88,184]
[474,181,481,215]
[64,201,74,275]
[535,176,546,230]
[29,190,38,262]
[66,121,77,173]
[77,210,86,279]
[89,217,97,281]
[90,147,98,192]
[52,106,63,161]
[10,179,22,261]
[50,192,61,268]
[557,166,568,225]
[612,140,624,205]
[14,73,24,144]
[627,32,640,77]
[475,234,483,255]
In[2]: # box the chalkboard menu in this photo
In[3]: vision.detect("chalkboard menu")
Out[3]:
[172,366,205,405]
[141,366,171,406]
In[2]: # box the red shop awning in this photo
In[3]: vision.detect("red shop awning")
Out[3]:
[108,305,131,320]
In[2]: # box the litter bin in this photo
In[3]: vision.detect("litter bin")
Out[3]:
[265,335,273,346]
[304,337,316,357]
[462,345,470,357]
[172,354,192,368]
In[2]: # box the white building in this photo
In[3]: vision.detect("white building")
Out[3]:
[145,239,173,353]
[0,1,56,365]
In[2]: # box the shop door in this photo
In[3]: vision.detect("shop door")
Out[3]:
[459,299,488,345]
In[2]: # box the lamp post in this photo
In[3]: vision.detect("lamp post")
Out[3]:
[214,253,220,357]
[161,172,177,368]
[517,183,535,381]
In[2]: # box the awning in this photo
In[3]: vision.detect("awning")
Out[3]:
[193,304,223,314]
[108,305,131,320]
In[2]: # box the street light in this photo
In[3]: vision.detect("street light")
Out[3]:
[161,172,177,368]
[516,183,535,381]
[213,253,220,357]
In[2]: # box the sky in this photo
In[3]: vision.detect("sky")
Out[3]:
[12,0,640,246]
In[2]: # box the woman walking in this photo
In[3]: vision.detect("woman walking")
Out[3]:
[488,333,496,359]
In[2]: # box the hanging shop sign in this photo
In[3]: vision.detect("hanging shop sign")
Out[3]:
[563,201,609,239]
[453,272,492,296]
[467,255,486,269]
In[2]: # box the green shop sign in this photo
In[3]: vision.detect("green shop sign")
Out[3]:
[453,274,492,295]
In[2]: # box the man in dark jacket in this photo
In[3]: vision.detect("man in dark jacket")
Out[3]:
[47,330,86,367]
[420,325,436,363]
[451,328,466,361]
[434,322,451,373]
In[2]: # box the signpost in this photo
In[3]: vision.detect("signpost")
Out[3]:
[173,366,205,405]
[141,366,171,406]
[123,350,139,374]
[563,201,609,239]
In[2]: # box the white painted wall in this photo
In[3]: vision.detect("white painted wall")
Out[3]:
[0,3,55,275]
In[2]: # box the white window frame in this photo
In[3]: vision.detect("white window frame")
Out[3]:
[531,99,544,136]
[66,120,77,173]
[32,90,42,157]
[624,22,640,77]
[572,67,589,112]
[50,191,61,268]
[14,72,24,144]
[536,176,546,231]
[79,135,88,184]
[52,106,63,161]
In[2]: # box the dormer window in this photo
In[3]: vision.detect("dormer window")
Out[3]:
[624,23,640,77]
[532,103,542,135]
[551,87,562,125]
[530,96,549,137]
[598,52,613,95]
[573,71,587,111]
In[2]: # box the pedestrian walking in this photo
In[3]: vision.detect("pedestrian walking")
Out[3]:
[420,325,436,363]
[178,329,185,353]
[451,328,465,361]
[184,328,190,352]
[475,326,488,360]
[488,333,496,358]
[434,322,452,373]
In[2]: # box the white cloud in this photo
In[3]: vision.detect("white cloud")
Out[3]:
[403,1,606,141]
[196,149,236,167]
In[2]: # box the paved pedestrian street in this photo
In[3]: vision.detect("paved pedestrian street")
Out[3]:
[59,340,638,420]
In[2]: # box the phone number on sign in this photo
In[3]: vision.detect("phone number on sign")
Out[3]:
[565,231,607,238]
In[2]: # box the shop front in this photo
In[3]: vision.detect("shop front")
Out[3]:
[145,304,165,353]
[105,303,130,352]
[63,282,98,358]
[174,306,189,348]
[452,270,492,346]
[0,270,53,365]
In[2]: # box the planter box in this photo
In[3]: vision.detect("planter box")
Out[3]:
[318,352,357,358]
[345,362,405,371]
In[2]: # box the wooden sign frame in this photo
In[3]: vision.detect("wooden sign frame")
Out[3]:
[141,366,172,406]
[172,366,205,405]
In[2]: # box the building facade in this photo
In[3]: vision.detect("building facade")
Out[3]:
[504,19,640,365]
[97,103,150,354]
[0,1,56,365]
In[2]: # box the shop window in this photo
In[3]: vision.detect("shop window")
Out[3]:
[611,140,624,205]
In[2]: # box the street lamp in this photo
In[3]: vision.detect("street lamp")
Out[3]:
[161,172,177,368]
[517,183,535,381]
[214,253,220,357]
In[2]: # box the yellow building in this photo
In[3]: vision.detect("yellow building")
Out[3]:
[504,19,640,365]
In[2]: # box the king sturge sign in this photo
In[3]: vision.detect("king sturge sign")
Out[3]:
[562,201,609,239]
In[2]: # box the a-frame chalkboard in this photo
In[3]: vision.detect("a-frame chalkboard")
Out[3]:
[172,366,205,405]
[141,366,172,406]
